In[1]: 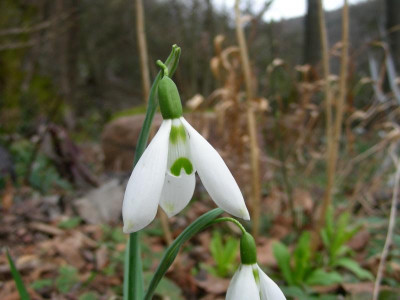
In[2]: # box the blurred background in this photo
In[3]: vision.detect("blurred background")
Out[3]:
[1,0,400,299]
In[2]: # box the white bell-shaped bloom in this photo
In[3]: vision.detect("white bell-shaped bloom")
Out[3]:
[226,264,286,300]
[122,116,250,233]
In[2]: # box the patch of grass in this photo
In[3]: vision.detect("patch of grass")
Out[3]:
[31,279,53,291]
[58,217,82,229]
[110,106,147,120]
[56,265,79,293]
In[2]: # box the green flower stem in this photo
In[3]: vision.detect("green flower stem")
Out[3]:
[156,60,169,77]
[208,217,247,234]
[144,208,224,300]
[124,44,181,300]
[144,212,250,299]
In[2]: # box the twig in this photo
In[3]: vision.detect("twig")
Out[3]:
[317,0,334,234]
[135,0,151,102]
[368,53,387,103]
[314,0,349,249]
[0,11,72,36]
[0,11,75,51]
[234,0,262,239]
[158,209,173,245]
[372,145,400,300]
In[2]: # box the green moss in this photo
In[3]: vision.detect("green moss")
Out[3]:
[110,105,147,120]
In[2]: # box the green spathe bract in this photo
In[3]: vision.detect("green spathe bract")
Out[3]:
[158,76,183,119]
[240,232,257,265]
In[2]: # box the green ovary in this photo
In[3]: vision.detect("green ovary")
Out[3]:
[170,157,193,176]
[169,125,186,144]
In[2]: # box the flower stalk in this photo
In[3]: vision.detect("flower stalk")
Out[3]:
[124,45,181,300]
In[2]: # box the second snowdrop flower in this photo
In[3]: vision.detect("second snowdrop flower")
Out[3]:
[122,63,250,233]
[226,233,286,300]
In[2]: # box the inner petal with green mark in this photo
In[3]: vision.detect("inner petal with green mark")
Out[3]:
[170,157,193,176]
[170,123,186,144]
[167,119,195,176]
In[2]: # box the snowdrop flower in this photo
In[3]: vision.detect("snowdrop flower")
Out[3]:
[122,67,249,233]
[226,233,286,300]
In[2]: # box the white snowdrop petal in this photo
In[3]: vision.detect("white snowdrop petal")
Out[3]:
[122,120,171,233]
[180,117,250,220]
[226,265,260,300]
[159,172,196,217]
[258,266,286,300]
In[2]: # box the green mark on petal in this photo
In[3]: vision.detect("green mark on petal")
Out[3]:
[253,267,260,284]
[170,157,193,176]
[170,125,186,144]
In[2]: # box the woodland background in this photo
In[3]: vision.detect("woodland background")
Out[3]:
[1,0,400,299]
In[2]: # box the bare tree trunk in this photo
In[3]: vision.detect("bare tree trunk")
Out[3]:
[135,0,150,102]
[304,0,321,66]
[53,0,79,129]
[202,0,215,96]
[189,0,200,97]
[386,0,400,68]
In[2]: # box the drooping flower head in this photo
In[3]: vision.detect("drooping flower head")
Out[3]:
[226,232,286,300]
[122,66,249,233]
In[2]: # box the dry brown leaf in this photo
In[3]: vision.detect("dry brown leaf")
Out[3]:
[256,237,279,267]
[195,273,230,295]
[348,229,370,251]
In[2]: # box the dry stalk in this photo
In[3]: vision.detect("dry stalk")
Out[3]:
[372,145,400,300]
[314,0,349,249]
[158,209,173,244]
[234,0,261,239]
[135,0,151,102]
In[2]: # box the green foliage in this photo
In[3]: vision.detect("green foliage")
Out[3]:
[31,279,53,291]
[10,140,72,193]
[58,217,82,229]
[273,231,342,287]
[143,208,224,300]
[321,207,358,265]
[110,106,147,120]
[102,224,126,245]
[333,257,373,280]
[143,273,183,300]
[6,249,30,300]
[273,208,373,291]
[305,269,342,286]
[207,231,239,278]
[273,240,294,285]
[281,286,338,300]
[321,207,373,280]
[79,292,98,300]
[56,265,79,293]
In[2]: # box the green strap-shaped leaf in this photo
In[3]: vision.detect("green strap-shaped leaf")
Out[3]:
[124,44,181,300]
[333,257,374,280]
[273,241,294,285]
[144,208,224,300]
[6,249,30,300]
